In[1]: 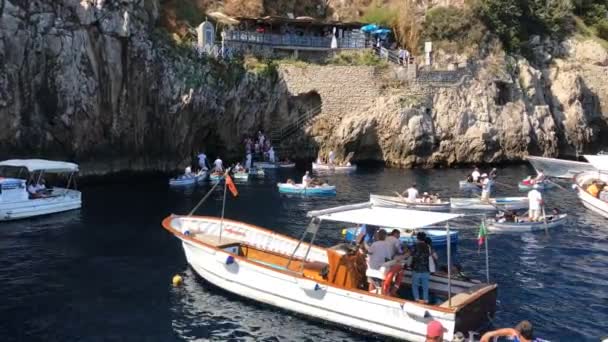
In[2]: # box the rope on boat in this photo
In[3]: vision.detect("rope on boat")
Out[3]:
[187,178,222,216]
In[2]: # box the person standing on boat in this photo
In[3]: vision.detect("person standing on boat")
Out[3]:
[302,171,312,187]
[481,174,494,202]
[268,146,276,163]
[366,229,392,292]
[213,157,224,173]
[470,166,481,183]
[403,183,419,202]
[480,320,545,342]
[245,153,252,170]
[197,152,210,171]
[527,184,543,221]
[410,232,431,303]
[328,150,336,165]
[386,229,404,258]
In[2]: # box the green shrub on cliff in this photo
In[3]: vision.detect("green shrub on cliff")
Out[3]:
[596,19,608,40]
[421,6,485,53]
[327,50,387,66]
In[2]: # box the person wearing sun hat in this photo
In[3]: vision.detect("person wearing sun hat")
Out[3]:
[425,320,444,341]
[528,183,543,222]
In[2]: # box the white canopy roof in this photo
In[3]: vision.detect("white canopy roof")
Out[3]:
[0,159,79,173]
[307,202,462,229]
[584,154,608,171]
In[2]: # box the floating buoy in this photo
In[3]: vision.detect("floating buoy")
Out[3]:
[172,274,183,286]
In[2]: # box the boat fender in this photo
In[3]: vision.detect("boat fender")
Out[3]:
[297,278,321,291]
[225,256,235,265]
[382,264,404,295]
[172,274,183,287]
[571,184,577,190]
[400,302,429,318]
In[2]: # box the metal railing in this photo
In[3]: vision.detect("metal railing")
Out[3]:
[224,30,367,49]
[271,105,323,143]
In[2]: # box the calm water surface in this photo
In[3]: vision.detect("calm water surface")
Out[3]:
[1,165,607,341]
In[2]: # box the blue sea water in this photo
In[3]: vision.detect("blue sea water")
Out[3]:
[0,165,607,341]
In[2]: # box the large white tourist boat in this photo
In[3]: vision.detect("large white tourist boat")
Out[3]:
[525,155,599,179]
[573,171,608,219]
[0,159,81,221]
[163,200,497,341]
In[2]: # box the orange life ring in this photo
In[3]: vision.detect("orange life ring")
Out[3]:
[382,264,404,295]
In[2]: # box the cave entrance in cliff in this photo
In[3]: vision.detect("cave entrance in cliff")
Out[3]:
[494,81,512,106]
[289,91,322,118]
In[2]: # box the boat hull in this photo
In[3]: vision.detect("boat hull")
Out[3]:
[517,180,555,192]
[574,172,608,219]
[169,172,207,186]
[233,172,249,180]
[370,194,450,211]
[487,214,568,233]
[312,162,356,172]
[277,183,336,196]
[0,189,81,221]
[450,197,528,211]
[458,180,481,191]
[526,156,596,179]
[253,162,279,169]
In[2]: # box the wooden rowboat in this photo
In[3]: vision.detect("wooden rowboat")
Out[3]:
[370,194,450,211]
[517,179,556,191]
[312,162,357,172]
[458,180,481,191]
[487,214,568,233]
[277,183,336,196]
[450,197,528,211]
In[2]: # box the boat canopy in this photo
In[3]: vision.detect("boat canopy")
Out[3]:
[307,202,462,229]
[584,154,608,171]
[0,159,79,173]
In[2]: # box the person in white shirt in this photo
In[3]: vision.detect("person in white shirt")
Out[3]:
[386,229,404,258]
[481,174,493,201]
[471,167,481,183]
[184,166,192,177]
[528,184,543,221]
[245,153,252,170]
[197,153,209,170]
[403,183,419,202]
[534,169,545,183]
[268,147,275,163]
[366,229,393,292]
[328,150,336,165]
[213,157,223,172]
[302,171,311,187]
[27,182,38,195]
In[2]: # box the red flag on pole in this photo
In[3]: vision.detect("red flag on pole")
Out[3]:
[225,174,238,197]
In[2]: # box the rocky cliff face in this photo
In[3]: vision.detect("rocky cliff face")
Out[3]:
[0,0,291,175]
[1,1,607,174]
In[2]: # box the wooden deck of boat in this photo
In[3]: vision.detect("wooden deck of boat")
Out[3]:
[192,233,241,246]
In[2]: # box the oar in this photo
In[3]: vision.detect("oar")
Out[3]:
[546,178,568,192]
[393,191,408,203]
[542,205,549,235]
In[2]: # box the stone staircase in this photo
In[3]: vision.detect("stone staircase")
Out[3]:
[270,104,323,158]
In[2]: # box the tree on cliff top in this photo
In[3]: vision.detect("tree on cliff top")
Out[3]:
[223,0,264,17]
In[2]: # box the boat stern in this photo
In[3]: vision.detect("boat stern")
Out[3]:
[452,283,497,334]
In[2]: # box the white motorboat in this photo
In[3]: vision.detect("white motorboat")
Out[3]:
[312,162,356,172]
[525,155,598,179]
[573,171,608,219]
[0,159,81,221]
[162,201,497,341]
[487,214,568,233]
[370,194,450,211]
[450,197,528,211]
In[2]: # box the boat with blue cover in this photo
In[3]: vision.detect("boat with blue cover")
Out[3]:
[342,227,458,248]
[277,183,336,196]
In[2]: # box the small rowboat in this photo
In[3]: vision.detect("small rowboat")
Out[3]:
[233,172,249,180]
[277,183,336,196]
[278,162,296,168]
[342,227,458,248]
[487,214,568,233]
[209,173,224,182]
[450,197,528,211]
[458,180,481,190]
[169,171,208,186]
[312,162,356,172]
[250,168,265,177]
[253,161,278,169]
[517,179,556,191]
[370,194,450,211]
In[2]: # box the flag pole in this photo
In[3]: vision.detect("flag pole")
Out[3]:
[484,217,490,283]
[446,222,452,307]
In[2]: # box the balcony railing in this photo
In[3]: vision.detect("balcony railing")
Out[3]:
[224,30,368,49]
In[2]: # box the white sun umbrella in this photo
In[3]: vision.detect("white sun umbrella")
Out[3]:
[330,27,338,49]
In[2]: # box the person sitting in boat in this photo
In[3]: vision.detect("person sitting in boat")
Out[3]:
[470,166,481,183]
[245,153,252,170]
[480,320,545,342]
[286,178,295,185]
[403,183,419,202]
[184,166,193,177]
[302,171,312,187]
[213,157,224,172]
[321,180,330,187]
[528,184,543,222]
[366,229,393,293]
[421,192,432,203]
[534,169,545,183]
[599,187,608,202]
[234,163,245,173]
[587,180,601,198]
[328,150,336,165]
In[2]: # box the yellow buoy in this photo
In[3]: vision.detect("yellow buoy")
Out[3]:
[172,274,183,286]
